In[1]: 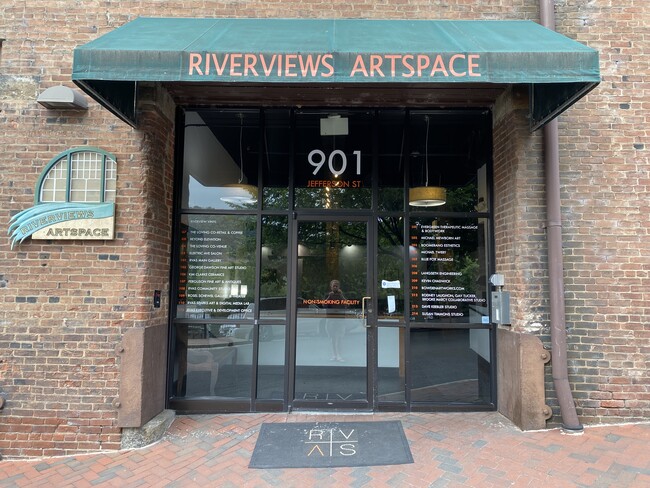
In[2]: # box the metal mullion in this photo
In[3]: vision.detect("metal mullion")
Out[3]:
[167,106,191,405]
[369,109,379,410]
[65,152,73,202]
[403,109,412,409]
[251,109,264,409]
[286,109,297,410]
[99,154,106,203]
[367,216,377,410]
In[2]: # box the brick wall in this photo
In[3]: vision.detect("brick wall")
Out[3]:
[0,2,176,453]
[553,0,650,422]
[491,1,650,423]
[0,90,174,457]
[0,0,648,456]
[493,90,549,332]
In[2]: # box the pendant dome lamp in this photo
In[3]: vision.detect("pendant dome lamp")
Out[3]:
[221,183,257,205]
[221,114,258,205]
[409,115,446,207]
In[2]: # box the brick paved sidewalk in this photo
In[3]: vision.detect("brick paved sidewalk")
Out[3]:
[1,412,649,487]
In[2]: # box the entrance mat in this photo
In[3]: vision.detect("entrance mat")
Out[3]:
[249,421,413,469]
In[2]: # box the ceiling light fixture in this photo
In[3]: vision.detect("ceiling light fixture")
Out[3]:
[320,114,349,136]
[409,115,446,207]
[220,114,258,205]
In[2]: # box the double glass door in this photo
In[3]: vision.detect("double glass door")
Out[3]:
[292,218,375,409]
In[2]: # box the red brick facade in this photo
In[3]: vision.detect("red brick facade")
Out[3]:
[1,1,648,457]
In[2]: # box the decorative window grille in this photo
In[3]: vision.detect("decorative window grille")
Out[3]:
[38,148,117,203]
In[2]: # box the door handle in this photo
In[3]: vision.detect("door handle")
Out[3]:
[361,296,372,328]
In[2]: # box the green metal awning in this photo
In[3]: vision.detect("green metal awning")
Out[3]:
[72,18,599,129]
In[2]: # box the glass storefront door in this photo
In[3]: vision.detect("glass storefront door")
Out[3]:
[168,107,496,414]
[292,218,374,409]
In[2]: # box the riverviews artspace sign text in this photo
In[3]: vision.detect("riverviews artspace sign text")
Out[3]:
[188,52,482,80]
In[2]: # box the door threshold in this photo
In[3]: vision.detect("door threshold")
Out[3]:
[289,409,374,415]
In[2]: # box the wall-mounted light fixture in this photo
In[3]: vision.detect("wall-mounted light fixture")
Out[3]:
[409,115,446,207]
[37,85,88,110]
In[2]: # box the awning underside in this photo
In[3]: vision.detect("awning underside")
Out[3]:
[72,18,599,129]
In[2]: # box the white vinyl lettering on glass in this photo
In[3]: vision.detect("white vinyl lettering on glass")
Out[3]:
[308,149,362,176]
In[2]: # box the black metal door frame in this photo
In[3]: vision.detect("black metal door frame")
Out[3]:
[288,213,377,411]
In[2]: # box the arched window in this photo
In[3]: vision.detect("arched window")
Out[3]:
[37,147,117,204]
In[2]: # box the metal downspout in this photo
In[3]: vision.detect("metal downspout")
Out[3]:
[539,0,584,431]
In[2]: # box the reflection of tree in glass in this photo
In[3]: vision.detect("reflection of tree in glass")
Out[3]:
[377,217,405,315]
[262,188,289,210]
[295,186,372,209]
[261,268,284,297]
[378,217,404,255]
[298,222,366,302]
[451,255,480,315]
[444,182,478,213]
[261,216,288,298]
[378,188,404,211]
[377,217,404,285]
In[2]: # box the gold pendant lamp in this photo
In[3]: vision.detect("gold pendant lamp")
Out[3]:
[409,115,446,207]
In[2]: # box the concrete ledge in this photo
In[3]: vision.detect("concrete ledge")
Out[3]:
[121,409,175,449]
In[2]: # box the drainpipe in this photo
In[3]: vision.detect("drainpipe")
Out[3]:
[539,0,583,432]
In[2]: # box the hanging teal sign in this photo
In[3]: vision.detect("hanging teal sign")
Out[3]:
[9,202,115,248]
[8,147,118,249]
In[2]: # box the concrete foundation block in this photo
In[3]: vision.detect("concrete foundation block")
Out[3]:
[121,409,175,449]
